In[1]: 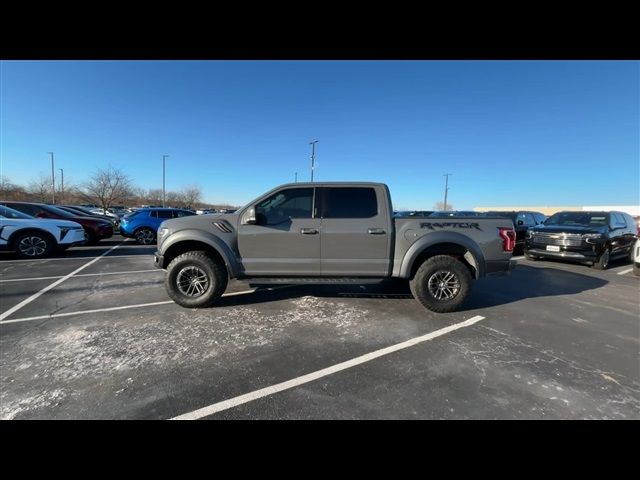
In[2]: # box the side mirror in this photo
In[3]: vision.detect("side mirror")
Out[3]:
[517,220,524,226]
[241,207,257,225]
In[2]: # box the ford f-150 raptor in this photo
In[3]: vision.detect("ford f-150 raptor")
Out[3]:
[154,183,517,313]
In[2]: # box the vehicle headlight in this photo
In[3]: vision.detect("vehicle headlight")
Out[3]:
[582,233,603,243]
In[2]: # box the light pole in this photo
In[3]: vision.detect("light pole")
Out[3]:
[59,168,64,201]
[295,172,298,183]
[443,173,452,211]
[309,140,318,182]
[162,154,169,207]
[48,152,55,204]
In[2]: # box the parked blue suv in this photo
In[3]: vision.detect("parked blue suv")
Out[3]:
[120,208,196,244]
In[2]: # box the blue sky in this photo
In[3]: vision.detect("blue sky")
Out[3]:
[1,60,638,209]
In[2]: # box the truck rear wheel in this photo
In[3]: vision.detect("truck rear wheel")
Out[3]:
[409,255,473,313]
[165,251,228,308]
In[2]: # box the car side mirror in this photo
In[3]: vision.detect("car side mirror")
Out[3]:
[241,207,257,225]
[517,220,524,226]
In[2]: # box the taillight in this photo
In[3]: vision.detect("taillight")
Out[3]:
[498,227,516,252]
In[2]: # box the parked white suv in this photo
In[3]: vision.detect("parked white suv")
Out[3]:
[634,239,640,276]
[0,205,85,258]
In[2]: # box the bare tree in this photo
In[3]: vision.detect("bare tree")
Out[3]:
[433,201,454,211]
[145,188,164,206]
[180,185,202,209]
[82,166,133,211]
[165,191,184,208]
[27,173,54,202]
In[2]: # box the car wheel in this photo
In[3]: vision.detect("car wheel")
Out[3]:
[409,255,473,313]
[83,228,98,245]
[165,251,228,308]
[135,228,156,245]
[524,250,538,260]
[592,248,610,270]
[14,232,54,259]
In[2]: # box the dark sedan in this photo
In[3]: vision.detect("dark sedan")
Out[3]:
[0,201,114,245]
[525,211,637,270]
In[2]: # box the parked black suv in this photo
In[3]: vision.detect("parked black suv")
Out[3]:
[524,211,637,270]
[486,211,546,253]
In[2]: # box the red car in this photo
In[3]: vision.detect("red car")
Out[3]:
[0,201,113,245]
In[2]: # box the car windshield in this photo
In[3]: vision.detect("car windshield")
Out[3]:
[67,206,95,215]
[545,212,608,227]
[42,204,80,218]
[0,205,33,219]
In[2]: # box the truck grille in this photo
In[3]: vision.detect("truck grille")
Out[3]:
[532,233,583,247]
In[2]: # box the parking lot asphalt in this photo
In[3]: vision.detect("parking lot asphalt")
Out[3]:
[1,235,638,419]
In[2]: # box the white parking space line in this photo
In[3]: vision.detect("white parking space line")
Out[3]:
[0,241,129,321]
[0,253,152,264]
[616,268,633,275]
[0,288,264,325]
[0,269,160,284]
[170,315,486,420]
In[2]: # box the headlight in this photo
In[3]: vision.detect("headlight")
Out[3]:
[582,233,603,244]
[57,225,82,240]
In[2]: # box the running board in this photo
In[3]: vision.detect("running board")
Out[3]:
[246,277,387,286]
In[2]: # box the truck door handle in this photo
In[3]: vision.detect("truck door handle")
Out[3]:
[300,228,319,235]
[367,228,386,235]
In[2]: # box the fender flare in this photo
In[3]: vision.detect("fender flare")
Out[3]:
[397,231,486,279]
[161,229,240,278]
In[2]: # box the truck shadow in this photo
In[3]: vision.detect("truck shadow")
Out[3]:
[217,265,608,310]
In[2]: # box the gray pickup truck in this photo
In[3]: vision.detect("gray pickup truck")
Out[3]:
[154,183,516,313]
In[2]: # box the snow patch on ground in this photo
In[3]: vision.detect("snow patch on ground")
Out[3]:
[1,295,368,418]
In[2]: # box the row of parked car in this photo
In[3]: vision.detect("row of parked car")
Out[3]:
[396,209,639,273]
[0,200,210,258]
[1,200,638,276]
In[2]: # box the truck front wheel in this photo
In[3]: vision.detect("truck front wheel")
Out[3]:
[165,251,228,308]
[409,255,473,313]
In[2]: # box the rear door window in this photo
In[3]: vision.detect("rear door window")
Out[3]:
[173,210,195,218]
[154,210,173,219]
[319,187,378,218]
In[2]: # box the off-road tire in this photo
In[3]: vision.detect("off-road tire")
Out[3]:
[165,251,228,308]
[592,248,610,270]
[409,255,473,313]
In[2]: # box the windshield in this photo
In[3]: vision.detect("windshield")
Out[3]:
[545,212,608,227]
[42,204,81,218]
[0,205,33,219]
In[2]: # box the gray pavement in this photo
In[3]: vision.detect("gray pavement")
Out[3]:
[1,236,638,419]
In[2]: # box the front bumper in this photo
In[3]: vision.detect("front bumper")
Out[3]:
[154,251,166,269]
[526,248,597,263]
[60,229,86,246]
[97,224,114,239]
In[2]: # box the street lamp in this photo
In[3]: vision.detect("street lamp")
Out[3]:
[48,152,55,204]
[162,154,169,207]
[309,140,318,182]
[443,173,452,211]
[59,168,64,200]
